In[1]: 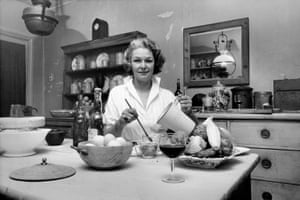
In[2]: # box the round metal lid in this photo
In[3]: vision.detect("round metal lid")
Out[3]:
[9,158,76,182]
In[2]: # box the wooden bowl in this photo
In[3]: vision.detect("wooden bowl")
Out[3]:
[74,142,133,169]
[50,109,75,118]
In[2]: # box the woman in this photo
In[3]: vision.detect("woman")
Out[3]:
[103,37,193,142]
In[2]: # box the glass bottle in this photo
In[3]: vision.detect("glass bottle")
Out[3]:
[88,87,104,140]
[73,107,88,146]
[73,91,88,146]
[174,78,182,96]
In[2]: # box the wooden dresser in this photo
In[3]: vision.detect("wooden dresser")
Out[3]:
[194,112,300,200]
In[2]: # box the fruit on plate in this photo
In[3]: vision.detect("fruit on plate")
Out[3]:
[185,117,234,158]
[185,135,207,154]
[202,117,221,150]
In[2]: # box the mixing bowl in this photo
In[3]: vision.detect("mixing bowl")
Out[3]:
[72,141,133,169]
[0,128,51,157]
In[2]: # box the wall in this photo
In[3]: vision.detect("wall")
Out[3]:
[1,0,300,116]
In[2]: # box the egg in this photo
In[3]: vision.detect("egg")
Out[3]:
[115,137,127,146]
[91,135,104,147]
[104,133,115,146]
[107,139,121,147]
[85,143,96,147]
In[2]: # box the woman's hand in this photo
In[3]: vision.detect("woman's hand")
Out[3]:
[120,108,138,124]
[177,95,192,113]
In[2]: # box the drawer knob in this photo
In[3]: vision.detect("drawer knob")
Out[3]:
[261,159,272,169]
[260,129,270,139]
[262,191,272,200]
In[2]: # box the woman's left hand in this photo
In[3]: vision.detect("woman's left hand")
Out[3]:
[177,95,192,113]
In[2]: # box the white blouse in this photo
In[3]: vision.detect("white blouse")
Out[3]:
[103,76,179,142]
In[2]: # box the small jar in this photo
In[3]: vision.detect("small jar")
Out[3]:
[139,136,158,159]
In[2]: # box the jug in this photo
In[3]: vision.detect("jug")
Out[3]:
[10,104,38,117]
[157,102,196,135]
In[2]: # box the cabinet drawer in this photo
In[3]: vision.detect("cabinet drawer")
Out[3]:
[250,149,300,184]
[251,179,300,200]
[230,121,300,150]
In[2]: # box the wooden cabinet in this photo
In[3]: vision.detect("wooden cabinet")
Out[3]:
[194,113,300,200]
[61,31,146,109]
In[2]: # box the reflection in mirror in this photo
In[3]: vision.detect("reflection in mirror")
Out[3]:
[184,18,249,87]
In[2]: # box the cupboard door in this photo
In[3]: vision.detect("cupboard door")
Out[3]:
[0,40,26,116]
[251,180,300,200]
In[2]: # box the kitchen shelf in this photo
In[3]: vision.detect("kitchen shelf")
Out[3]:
[65,65,124,76]
[61,31,147,109]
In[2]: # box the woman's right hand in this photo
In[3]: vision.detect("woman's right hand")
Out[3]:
[119,108,138,124]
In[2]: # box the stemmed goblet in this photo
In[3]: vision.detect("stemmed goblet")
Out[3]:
[159,132,186,183]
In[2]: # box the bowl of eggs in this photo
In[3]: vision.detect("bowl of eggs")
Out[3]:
[72,134,133,169]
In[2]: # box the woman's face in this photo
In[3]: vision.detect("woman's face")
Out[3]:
[130,47,154,83]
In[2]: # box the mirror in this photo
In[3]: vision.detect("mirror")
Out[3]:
[183,18,249,87]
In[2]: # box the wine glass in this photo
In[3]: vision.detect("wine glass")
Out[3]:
[159,132,186,183]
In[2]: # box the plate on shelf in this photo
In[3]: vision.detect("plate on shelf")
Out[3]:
[82,78,95,93]
[71,55,85,71]
[178,146,250,169]
[96,53,109,68]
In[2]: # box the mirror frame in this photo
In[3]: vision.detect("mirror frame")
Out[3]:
[183,18,249,87]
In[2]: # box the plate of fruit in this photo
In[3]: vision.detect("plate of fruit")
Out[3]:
[178,117,250,169]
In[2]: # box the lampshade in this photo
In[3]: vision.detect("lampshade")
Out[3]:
[22,0,58,36]
[213,32,236,75]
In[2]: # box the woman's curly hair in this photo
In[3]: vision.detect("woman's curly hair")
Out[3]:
[123,37,165,75]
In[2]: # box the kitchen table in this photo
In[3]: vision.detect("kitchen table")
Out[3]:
[0,139,259,200]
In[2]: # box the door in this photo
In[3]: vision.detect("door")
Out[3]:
[0,40,26,117]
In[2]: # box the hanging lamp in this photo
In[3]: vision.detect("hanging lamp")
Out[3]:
[22,0,59,36]
[212,32,236,75]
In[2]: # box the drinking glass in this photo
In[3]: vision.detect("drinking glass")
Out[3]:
[159,132,186,183]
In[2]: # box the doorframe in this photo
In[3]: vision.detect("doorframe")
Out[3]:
[0,28,34,106]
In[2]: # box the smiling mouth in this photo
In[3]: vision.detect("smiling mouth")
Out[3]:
[139,71,149,74]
